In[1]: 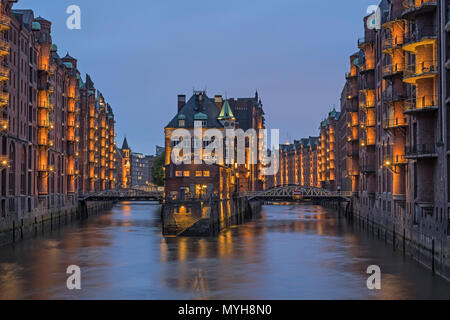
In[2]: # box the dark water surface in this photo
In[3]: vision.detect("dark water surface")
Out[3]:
[0,202,449,300]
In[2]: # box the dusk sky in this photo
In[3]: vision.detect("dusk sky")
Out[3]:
[15,0,375,155]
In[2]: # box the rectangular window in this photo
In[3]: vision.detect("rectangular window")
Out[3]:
[196,171,202,177]
[203,171,210,177]
[176,171,183,177]
[183,171,190,177]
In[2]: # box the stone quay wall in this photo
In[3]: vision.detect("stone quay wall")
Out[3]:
[0,201,114,247]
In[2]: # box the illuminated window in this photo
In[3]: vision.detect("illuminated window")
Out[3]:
[196,171,202,177]
[183,171,190,177]
[178,119,185,127]
[203,171,210,177]
[176,171,183,177]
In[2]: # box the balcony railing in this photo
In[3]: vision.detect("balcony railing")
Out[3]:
[382,91,407,103]
[403,25,437,45]
[402,0,437,12]
[382,64,404,77]
[385,154,408,165]
[358,36,375,48]
[404,95,438,113]
[405,144,437,157]
[0,40,9,56]
[0,15,10,31]
[404,60,437,78]
[345,72,357,79]
[0,66,9,81]
[0,91,9,106]
[383,118,408,129]
[363,119,376,128]
[38,120,50,128]
[382,37,403,51]
[346,170,359,177]
[0,119,8,132]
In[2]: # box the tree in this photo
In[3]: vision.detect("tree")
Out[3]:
[151,151,165,187]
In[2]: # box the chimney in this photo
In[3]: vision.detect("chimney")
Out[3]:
[178,95,186,112]
[214,95,223,109]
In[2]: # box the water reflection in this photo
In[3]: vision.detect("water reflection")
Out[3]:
[0,202,449,299]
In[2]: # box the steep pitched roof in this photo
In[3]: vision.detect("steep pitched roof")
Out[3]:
[217,100,235,120]
[166,92,222,128]
[122,137,130,150]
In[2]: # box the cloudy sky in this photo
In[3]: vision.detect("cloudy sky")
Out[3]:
[15,0,375,155]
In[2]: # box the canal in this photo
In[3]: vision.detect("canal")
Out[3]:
[0,202,449,299]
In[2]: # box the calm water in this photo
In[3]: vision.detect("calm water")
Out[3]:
[0,202,449,300]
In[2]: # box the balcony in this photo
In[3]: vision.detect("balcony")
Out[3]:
[382,64,404,78]
[403,60,437,84]
[405,144,437,159]
[358,36,375,49]
[0,66,9,82]
[385,154,408,166]
[383,91,407,103]
[383,118,408,130]
[382,37,403,52]
[0,15,10,32]
[38,137,49,147]
[402,0,437,19]
[346,170,359,177]
[38,120,50,128]
[361,119,376,128]
[345,72,357,80]
[359,99,375,110]
[404,95,438,114]
[0,91,9,107]
[0,40,9,57]
[0,119,8,132]
[361,137,376,147]
[403,26,437,52]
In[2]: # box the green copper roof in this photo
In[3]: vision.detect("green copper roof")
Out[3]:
[63,62,73,69]
[217,100,235,120]
[31,22,41,31]
[50,44,58,52]
[177,114,186,120]
[194,112,208,120]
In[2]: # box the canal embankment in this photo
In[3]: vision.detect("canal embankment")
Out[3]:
[0,201,114,247]
[344,196,450,283]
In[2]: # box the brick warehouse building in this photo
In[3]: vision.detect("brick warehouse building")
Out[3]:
[273,0,450,279]
[164,91,265,200]
[0,2,119,224]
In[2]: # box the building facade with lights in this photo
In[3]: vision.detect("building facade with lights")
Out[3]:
[0,2,119,226]
[164,91,265,200]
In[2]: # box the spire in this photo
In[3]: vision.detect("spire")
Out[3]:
[122,137,130,150]
[218,100,235,120]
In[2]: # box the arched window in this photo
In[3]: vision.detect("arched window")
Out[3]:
[8,143,15,195]
[20,146,26,195]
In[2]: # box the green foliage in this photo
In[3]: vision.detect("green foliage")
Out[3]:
[151,151,165,187]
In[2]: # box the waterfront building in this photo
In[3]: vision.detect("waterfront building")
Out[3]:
[0,2,119,222]
[164,91,265,200]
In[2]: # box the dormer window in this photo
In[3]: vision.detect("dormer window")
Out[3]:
[194,112,208,128]
[177,114,186,127]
